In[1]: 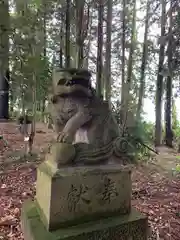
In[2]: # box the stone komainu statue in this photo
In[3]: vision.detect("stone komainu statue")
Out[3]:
[50,68,130,165]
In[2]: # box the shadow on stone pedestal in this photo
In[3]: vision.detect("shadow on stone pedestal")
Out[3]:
[21,161,148,240]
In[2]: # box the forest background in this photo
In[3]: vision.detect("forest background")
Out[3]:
[0,0,180,152]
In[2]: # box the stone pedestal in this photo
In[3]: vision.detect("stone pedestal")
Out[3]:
[21,160,148,239]
[36,161,132,231]
[21,201,148,240]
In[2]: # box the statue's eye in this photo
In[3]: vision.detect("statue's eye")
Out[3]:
[66,80,73,86]
[57,79,66,85]
[57,78,73,86]
[51,95,58,103]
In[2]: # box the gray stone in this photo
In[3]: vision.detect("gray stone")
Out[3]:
[36,161,132,231]
[21,200,148,240]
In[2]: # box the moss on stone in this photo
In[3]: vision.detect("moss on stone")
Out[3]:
[36,163,132,231]
[38,161,132,179]
[21,200,57,240]
[36,199,131,231]
[21,200,148,240]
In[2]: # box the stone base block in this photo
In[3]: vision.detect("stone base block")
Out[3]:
[36,161,132,231]
[21,200,148,240]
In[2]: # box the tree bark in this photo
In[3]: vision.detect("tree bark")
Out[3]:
[126,0,136,92]
[83,11,92,69]
[60,13,63,68]
[123,0,136,121]
[120,0,126,106]
[136,0,150,119]
[0,1,9,119]
[41,1,47,117]
[75,0,85,68]
[104,0,112,105]
[165,0,173,148]
[96,0,104,98]
[43,0,47,58]
[65,0,71,68]
[27,46,37,156]
[155,0,166,146]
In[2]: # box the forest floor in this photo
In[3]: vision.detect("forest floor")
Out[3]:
[0,122,180,239]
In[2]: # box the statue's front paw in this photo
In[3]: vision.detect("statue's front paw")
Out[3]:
[57,131,73,144]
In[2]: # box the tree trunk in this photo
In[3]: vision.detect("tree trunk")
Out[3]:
[0,1,9,119]
[60,13,63,68]
[165,0,173,148]
[83,8,92,68]
[155,0,166,146]
[172,99,178,130]
[104,0,112,105]
[126,0,136,92]
[136,0,150,119]
[123,0,136,120]
[75,0,85,68]
[65,0,71,68]
[120,0,126,107]
[9,89,14,114]
[43,0,47,58]
[178,143,180,153]
[96,0,104,98]
[41,1,47,117]
[27,46,37,156]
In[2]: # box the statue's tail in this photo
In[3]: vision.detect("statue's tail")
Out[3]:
[74,141,113,164]
[73,137,134,165]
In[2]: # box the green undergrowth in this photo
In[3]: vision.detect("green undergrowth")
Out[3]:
[122,120,155,162]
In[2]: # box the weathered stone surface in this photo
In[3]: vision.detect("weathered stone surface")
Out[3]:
[36,161,132,231]
[50,67,135,166]
[21,200,148,240]
[47,143,76,166]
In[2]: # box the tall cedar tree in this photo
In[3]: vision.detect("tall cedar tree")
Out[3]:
[155,0,166,146]
[0,1,9,119]
[165,0,173,147]
[96,0,104,98]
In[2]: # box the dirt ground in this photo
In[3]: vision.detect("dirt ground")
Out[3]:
[0,122,180,239]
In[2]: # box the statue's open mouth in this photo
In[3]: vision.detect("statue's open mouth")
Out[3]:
[73,128,89,144]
